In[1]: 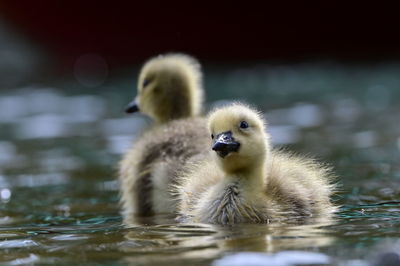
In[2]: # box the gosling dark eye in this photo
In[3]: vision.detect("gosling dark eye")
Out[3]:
[239,121,249,129]
[143,79,151,88]
[211,134,214,139]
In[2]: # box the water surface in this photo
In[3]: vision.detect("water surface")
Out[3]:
[1,62,400,265]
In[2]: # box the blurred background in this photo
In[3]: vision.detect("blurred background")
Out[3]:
[1,2,400,86]
[0,2,400,264]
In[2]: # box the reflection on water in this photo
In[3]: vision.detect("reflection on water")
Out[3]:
[121,220,336,265]
[0,63,400,264]
[213,251,331,266]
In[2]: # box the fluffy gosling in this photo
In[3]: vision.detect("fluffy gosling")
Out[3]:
[176,103,337,225]
[119,53,208,223]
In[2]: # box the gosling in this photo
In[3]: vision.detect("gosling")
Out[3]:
[176,103,337,225]
[119,53,209,223]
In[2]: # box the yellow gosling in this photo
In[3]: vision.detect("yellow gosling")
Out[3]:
[119,53,208,224]
[176,103,337,225]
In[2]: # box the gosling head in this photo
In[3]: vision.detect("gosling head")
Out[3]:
[125,53,203,124]
[208,103,271,173]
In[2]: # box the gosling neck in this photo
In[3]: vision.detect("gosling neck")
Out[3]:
[154,87,196,124]
[225,162,267,191]
[244,164,266,189]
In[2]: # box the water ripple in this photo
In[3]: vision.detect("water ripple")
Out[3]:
[0,239,38,249]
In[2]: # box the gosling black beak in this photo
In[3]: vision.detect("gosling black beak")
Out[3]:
[125,99,139,114]
[212,131,240,158]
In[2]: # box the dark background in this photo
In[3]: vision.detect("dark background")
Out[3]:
[1,1,399,72]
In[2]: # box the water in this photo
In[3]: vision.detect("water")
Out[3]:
[1,62,400,265]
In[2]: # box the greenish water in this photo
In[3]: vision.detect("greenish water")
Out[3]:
[1,62,400,265]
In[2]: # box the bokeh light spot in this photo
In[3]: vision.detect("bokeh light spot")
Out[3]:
[1,188,11,201]
[74,54,108,87]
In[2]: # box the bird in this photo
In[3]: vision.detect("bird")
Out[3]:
[119,53,209,224]
[175,103,337,225]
